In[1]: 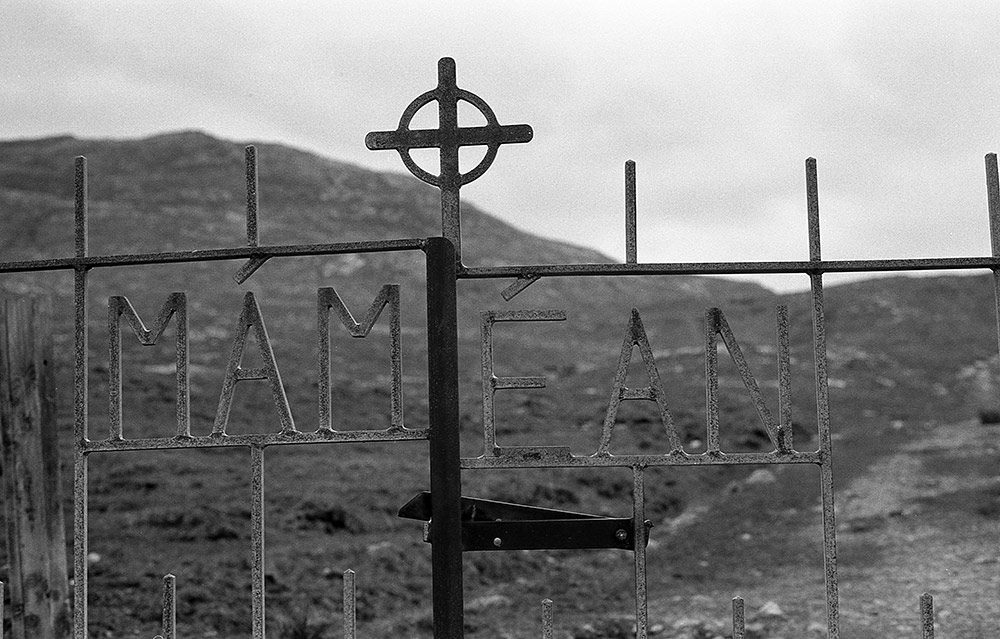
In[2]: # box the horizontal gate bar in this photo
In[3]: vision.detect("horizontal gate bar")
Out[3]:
[0,238,426,273]
[81,427,430,453]
[462,448,822,469]
[459,255,1000,279]
[4,247,999,277]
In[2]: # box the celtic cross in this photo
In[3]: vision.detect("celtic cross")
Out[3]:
[366,57,533,262]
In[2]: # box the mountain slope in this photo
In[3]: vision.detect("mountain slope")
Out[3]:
[0,131,780,439]
[0,132,996,637]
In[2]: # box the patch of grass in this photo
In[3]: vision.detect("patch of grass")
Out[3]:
[294,500,366,534]
[917,484,1000,518]
[978,408,1000,424]
[277,612,332,639]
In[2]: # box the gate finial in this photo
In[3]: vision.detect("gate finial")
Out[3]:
[366,57,533,262]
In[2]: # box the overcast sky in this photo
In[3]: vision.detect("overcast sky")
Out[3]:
[4,1,1000,291]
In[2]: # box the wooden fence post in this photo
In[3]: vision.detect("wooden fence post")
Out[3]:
[0,298,71,638]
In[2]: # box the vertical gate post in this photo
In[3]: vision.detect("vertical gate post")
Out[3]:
[425,237,463,639]
[806,158,840,638]
[0,298,71,638]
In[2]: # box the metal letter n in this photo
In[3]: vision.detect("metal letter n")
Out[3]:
[704,306,792,454]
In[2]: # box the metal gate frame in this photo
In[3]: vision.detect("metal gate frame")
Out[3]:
[0,57,995,638]
[368,57,1000,639]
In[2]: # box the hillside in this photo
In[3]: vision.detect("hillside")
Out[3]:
[0,131,780,443]
[0,132,996,638]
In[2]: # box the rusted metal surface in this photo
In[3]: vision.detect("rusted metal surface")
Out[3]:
[9,245,1000,279]
[160,574,176,639]
[625,160,637,264]
[343,570,357,639]
[108,293,189,440]
[72,157,89,639]
[214,292,295,435]
[480,309,566,454]
[920,592,935,639]
[499,274,540,301]
[0,57,994,639]
[74,157,88,259]
[731,597,745,639]
[806,158,821,261]
[469,285,823,470]
[988,153,1000,360]
[461,255,1000,280]
[0,239,426,275]
[318,285,404,432]
[987,154,999,257]
[705,306,792,453]
[541,599,553,639]
[45,140,435,639]
[81,428,430,453]
[631,466,648,639]
[776,305,792,450]
[250,446,265,639]
[367,57,532,262]
[461,449,823,469]
[807,162,840,636]
[245,145,260,248]
[596,308,681,457]
[236,145,266,283]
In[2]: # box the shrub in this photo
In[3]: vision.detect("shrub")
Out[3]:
[978,408,1000,424]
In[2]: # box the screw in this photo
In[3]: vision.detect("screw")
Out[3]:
[493,537,502,548]
[615,529,628,541]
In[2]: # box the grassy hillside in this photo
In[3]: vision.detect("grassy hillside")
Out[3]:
[0,133,996,638]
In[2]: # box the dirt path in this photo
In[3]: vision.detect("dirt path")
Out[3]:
[640,420,999,638]
[831,420,1000,638]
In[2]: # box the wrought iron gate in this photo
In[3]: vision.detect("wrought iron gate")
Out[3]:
[0,57,997,638]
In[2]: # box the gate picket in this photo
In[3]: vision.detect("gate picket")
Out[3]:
[0,57,994,638]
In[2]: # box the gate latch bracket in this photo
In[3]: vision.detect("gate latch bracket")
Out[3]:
[398,491,651,551]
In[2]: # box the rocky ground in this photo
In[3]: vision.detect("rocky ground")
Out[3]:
[616,419,1000,639]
